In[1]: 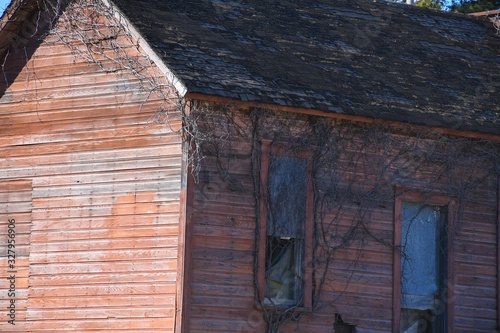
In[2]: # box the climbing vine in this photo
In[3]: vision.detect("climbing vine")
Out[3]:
[2,0,499,332]
[189,104,500,332]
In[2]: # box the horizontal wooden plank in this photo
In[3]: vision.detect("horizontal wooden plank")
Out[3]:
[455,284,496,298]
[0,113,175,138]
[30,271,178,287]
[28,294,174,308]
[0,135,178,158]
[29,260,179,276]
[28,283,175,298]
[33,168,181,189]
[1,145,180,169]
[9,157,179,181]
[0,122,174,148]
[27,307,174,320]
[30,236,178,254]
[191,271,253,286]
[32,201,180,219]
[32,179,181,199]
[191,282,253,298]
[30,248,178,264]
[31,227,179,244]
[24,317,174,331]
[192,235,254,252]
[192,223,255,239]
[31,213,180,231]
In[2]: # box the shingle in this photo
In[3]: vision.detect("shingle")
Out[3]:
[112,0,500,135]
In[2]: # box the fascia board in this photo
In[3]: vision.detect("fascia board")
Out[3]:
[101,0,188,97]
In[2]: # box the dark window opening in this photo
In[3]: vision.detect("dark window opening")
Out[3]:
[265,236,303,306]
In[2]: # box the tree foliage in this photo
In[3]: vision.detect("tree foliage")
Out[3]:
[450,0,500,13]
[416,0,443,9]
[386,0,443,9]
[388,0,499,11]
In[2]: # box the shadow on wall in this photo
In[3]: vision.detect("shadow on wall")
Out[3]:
[0,0,71,98]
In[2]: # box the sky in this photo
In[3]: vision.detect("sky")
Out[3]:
[0,0,10,16]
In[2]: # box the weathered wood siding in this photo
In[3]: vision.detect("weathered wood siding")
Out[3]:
[0,180,32,332]
[187,107,499,333]
[0,7,183,332]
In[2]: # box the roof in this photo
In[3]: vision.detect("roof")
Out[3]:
[110,0,500,135]
[2,0,500,135]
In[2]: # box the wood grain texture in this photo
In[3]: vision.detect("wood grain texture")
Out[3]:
[0,180,32,332]
[186,107,499,333]
[0,4,183,332]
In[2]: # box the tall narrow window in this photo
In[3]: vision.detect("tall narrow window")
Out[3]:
[258,142,313,309]
[393,190,454,333]
[265,155,306,306]
[400,202,447,332]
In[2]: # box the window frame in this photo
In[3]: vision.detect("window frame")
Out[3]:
[392,187,455,332]
[257,140,314,311]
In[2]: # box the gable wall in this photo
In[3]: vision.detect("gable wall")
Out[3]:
[187,105,499,333]
[0,5,183,332]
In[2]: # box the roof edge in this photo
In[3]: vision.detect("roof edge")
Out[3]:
[103,0,188,97]
[0,0,39,58]
[186,92,500,143]
[0,0,188,96]
[0,0,35,28]
[469,9,500,17]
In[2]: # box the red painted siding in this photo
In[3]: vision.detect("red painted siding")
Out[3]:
[187,107,499,333]
[0,6,183,332]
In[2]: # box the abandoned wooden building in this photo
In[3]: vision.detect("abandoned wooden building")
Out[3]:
[0,0,499,332]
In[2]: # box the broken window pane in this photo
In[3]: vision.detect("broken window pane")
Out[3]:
[265,237,303,305]
[400,309,431,333]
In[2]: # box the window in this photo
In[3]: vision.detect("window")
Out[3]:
[257,141,313,309]
[393,189,455,333]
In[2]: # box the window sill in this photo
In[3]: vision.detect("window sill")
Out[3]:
[256,299,312,313]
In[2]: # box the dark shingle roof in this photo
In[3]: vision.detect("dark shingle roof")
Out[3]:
[112,0,500,135]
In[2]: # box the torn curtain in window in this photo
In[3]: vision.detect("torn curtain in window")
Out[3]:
[265,155,306,306]
[266,155,306,238]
